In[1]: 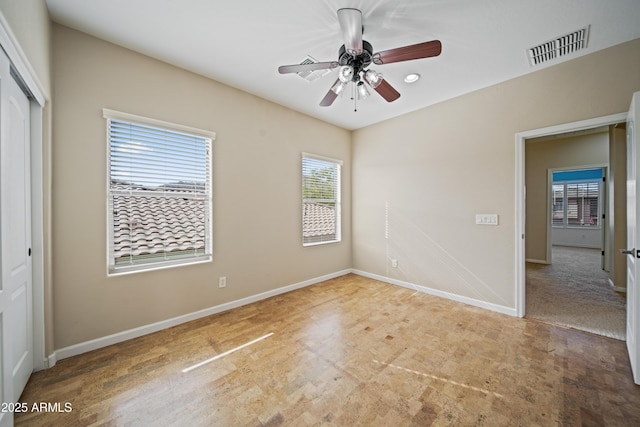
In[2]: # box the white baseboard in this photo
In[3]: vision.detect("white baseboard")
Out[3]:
[48,269,351,365]
[46,353,57,369]
[609,278,627,294]
[526,258,549,264]
[351,269,518,317]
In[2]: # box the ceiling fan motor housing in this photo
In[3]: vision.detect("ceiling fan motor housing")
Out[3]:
[338,40,374,81]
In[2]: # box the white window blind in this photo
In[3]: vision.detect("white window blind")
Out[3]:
[552,184,565,226]
[302,153,342,246]
[104,110,214,274]
[551,180,600,228]
[566,182,599,226]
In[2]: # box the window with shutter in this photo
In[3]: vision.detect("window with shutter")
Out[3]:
[551,168,602,229]
[104,109,215,274]
[552,184,565,226]
[302,153,342,246]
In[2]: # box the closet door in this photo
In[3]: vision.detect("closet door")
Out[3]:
[0,47,32,426]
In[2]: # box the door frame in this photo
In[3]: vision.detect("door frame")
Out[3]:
[0,12,47,370]
[515,112,627,318]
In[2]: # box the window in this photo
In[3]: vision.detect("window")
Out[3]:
[551,169,602,228]
[302,153,342,246]
[104,109,215,274]
[551,184,565,226]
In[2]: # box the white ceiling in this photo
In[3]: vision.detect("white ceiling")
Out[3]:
[45,0,640,130]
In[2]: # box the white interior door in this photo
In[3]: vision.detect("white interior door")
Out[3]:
[0,48,32,427]
[625,91,640,384]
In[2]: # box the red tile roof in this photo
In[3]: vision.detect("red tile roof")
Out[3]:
[112,189,206,262]
[111,191,336,263]
[303,202,336,242]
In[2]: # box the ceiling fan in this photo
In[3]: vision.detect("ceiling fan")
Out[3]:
[278,8,442,108]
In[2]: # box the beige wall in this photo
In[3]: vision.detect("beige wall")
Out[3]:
[51,25,351,349]
[526,132,609,261]
[352,38,640,310]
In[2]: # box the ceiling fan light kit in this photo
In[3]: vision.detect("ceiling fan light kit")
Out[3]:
[357,81,370,99]
[278,8,441,109]
[338,65,354,83]
[365,69,383,88]
[331,79,347,95]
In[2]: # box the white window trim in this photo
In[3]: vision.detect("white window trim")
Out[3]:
[302,152,343,247]
[103,109,216,140]
[103,109,215,275]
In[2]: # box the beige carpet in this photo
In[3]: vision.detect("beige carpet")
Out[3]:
[526,246,626,340]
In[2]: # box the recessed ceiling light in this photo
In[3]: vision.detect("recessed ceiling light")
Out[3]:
[404,73,420,83]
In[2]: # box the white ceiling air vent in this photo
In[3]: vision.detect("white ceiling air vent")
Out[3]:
[528,26,590,66]
[295,56,331,82]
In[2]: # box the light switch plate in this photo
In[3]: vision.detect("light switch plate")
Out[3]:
[476,214,498,225]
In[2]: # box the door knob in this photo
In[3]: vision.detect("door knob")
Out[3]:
[620,248,640,258]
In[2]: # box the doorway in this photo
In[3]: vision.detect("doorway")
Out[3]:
[522,130,627,339]
[515,113,628,320]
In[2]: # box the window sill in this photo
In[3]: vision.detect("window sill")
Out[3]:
[303,240,341,247]
[108,256,212,277]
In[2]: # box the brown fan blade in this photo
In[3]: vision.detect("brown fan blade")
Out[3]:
[374,40,442,64]
[320,80,340,107]
[337,8,363,55]
[373,80,400,102]
[278,61,339,74]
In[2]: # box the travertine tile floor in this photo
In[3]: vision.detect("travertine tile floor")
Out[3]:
[16,274,640,426]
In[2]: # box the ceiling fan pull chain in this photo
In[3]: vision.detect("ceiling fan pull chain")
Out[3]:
[353,83,358,112]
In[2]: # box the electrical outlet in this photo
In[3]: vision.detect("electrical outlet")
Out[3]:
[219,276,226,288]
[391,259,398,268]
